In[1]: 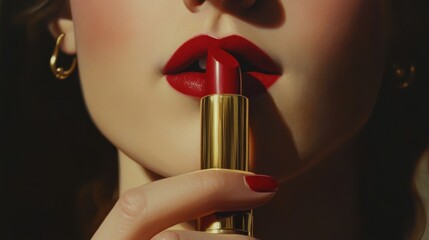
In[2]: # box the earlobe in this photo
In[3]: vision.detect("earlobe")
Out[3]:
[48,18,76,55]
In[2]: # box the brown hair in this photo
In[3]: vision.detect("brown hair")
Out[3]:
[17,0,69,33]
[2,1,117,239]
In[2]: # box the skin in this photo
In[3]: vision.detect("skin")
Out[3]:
[52,0,388,238]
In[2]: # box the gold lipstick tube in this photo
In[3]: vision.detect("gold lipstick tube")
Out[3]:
[197,94,252,236]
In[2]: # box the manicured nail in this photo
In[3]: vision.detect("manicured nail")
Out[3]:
[244,175,279,192]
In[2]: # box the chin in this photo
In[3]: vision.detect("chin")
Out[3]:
[141,158,200,178]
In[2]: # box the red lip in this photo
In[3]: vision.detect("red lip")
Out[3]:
[163,35,282,97]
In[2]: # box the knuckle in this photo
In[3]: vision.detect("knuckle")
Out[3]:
[117,187,148,221]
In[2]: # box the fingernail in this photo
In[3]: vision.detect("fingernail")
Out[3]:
[244,175,279,192]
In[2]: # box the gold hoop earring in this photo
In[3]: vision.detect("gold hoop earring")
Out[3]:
[50,33,77,80]
[391,64,416,89]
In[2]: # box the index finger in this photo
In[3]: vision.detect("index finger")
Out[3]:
[92,169,277,240]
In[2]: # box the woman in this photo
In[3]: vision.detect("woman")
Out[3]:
[2,0,428,239]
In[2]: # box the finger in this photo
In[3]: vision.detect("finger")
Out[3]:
[92,169,277,240]
[152,230,258,240]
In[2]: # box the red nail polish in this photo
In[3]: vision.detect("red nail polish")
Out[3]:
[244,175,279,192]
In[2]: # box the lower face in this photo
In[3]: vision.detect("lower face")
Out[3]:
[70,0,386,181]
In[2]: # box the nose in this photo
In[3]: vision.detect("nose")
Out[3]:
[183,0,257,12]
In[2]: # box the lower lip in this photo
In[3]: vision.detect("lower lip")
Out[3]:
[166,72,280,98]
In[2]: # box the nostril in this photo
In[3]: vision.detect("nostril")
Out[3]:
[183,0,205,12]
[223,0,257,10]
[184,0,257,13]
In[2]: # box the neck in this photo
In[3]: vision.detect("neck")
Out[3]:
[118,151,159,195]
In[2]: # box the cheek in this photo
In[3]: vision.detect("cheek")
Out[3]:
[70,0,161,136]
[70,1,170,67]
[69,1,202,176]
[273,0,385,163]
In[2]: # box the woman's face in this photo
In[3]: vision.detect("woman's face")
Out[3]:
[67,0,386,181]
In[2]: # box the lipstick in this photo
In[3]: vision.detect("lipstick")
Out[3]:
[197,47,252,236]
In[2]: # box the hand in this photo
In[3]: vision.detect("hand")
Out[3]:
[92,169,278,240]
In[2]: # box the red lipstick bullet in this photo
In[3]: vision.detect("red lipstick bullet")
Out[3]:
[198,47,252,236]
[206,47,242,95]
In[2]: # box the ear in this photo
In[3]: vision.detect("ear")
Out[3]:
[48,18,76,55]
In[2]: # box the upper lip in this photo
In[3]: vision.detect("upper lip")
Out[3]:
[163,35,282,75]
